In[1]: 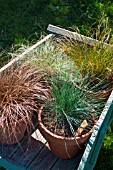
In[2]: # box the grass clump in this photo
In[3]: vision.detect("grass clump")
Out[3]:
[63,42,113,81]
[28,40,76,76]
[0,62,50,144]
[0,64,50,123]
[61,16,113,82]
[43,72,105,137]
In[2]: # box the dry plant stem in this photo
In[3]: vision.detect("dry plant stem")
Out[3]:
[76,120,88,136]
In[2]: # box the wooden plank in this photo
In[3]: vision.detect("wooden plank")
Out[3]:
[11,137,46,167]
[0,129,47,169]
[0,157,25,170]
[77,90,113,170]
[0,126,36,158]
[51,150,84,170]
[28,145,58,170]
[0,130,37,159]
[8,113,39,158]
[31,129,46,144]
[11,129,47,167]
[47,24,111,47]
[0,34,53,73]
[0,144,18,158]
[27,129,58,169]
[27,129,58,170]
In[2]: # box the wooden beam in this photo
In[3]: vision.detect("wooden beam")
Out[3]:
[47,24,111,47]
[78,90,113,170]
[0,34,53,73]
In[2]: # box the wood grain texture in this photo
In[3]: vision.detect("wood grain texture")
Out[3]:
[28,145,58,170]
[47,24,111,47]
[51,150,84,170]
[11,137,46,166]
[0,144,17,158]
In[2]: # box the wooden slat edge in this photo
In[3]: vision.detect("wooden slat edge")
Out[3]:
[0,157,26,170]
[8,114,39,158]
[77,90,113,170]
[0,34,53,73]
[47,24,111,47]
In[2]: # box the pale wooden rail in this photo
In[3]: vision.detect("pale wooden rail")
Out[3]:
[47,24,112,47]
[0,34,53,73]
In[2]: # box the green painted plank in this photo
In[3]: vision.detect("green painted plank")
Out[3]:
[77,90,113,170]
[0,157,26,170]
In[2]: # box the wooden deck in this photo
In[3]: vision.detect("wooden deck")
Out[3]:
[0,123,84,170]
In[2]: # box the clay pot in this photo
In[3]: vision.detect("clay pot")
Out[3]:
[38,107,94,159]
[0,118,27,145]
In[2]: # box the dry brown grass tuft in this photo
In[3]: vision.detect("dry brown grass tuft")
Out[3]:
[0,63,51,125]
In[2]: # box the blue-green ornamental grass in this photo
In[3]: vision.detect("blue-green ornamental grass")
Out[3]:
[43,72,106,137]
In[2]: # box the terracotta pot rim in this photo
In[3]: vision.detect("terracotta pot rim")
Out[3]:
[38,107,94,141]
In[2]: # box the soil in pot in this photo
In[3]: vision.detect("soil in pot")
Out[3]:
[38,107,95,159]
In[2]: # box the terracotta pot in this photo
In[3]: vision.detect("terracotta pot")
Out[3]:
[38,107,94,159]
[0,117,27,145]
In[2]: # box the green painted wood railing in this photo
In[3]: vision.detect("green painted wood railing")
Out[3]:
[78,90,113,170]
